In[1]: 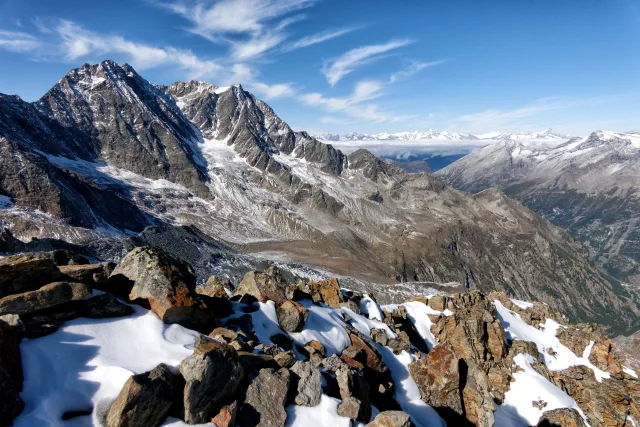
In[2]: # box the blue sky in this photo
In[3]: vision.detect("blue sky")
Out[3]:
[1,0,639,135]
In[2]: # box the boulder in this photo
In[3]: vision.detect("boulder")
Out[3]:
[384,306,429,353]
[0,281,92,316]
[179,336,244,423]
[370,328,389,346]
[80,293,134,318]
[112,247,214,332]
[336,367,371,422]
[536,408,587,427]
[0,253,61,297]
[309,278,343,307]
[233,266,289,304]
[366,410,414,427]
[274,351,296,368]
[427,295,449,312]
[105,363,184,427]
[198,276,232,298]
[0,366,24,425]
[59,264,104,284]
[409,342,462,418]
[290,360,322,406]
[238,367,291,427]
[460,358,495,427]
[276,300,308,332]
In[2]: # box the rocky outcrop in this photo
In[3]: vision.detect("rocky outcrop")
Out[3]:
[105,364,184,427]
[336,367,371,422]
[0,281,92,316]
[179,336,244,424]
[0,253,61,297]
[537,408,587,427]
[112,247,214,332]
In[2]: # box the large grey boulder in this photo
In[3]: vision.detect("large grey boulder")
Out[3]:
[237,367,291,427]
[290,361,322,407]
[112,247,214,331]
[105,364,183,427]
[0,281,92,316]
[179,336,244,424]
[366,410,414,427]
[232,266,289,304]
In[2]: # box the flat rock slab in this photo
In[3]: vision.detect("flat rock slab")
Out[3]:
[0,254,61,298]
[0,282,92,316]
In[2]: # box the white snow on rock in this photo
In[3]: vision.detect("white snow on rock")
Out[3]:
[510,298,534,309]
[624,366,639,378]
[285,394,351,427]
[359,294,383,321]
[494,301,610,382]
[494,354,589,426]
[381,301,451,351]
[15,305,205,427]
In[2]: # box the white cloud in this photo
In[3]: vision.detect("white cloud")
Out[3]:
[54,20,223,79]
[250,81,295,99]
[0,30,41,53]
[322,38,413,86]
[389,59,447,83]
[282,25,362,52]
[301,80,411,122]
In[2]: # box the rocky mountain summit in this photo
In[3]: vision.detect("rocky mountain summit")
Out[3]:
[0,60,637,334]
[436,131,640,296]
[1,246,638,426]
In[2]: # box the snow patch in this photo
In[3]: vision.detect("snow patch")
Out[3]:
[510,298,534,309]
[285,394,351,427]
[0,195,12,209]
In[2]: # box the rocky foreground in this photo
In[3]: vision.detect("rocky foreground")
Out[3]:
[0,247,639,426]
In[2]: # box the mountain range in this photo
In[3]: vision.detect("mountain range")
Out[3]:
[315,128,570,143]
[437,131,640,297]
[0,60,638,333]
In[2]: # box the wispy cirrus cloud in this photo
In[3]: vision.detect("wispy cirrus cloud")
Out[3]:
[160,0,357,61]
[322,38,413,86]
[389,59,447,83]
[282,25,363,52]
[301,80,412,122]
[0,30,42,53]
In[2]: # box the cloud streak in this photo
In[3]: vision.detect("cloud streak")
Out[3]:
[0,30,42,53]
[389,59,447,83]
[282,25,363,52]
[322,38,413,86]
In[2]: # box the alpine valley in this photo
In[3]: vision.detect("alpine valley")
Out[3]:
[1,61,640,427]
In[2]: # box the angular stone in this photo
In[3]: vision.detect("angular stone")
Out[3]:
[179,336,244,424]
[211,401,238,427]
[0,366,24,426]
[366,410,414,427]
[233,267,289,304]
[409,342,462,418]
[238,367,290,427]
[105,363,184,427]
[460,358,495,427]
[0,319,22,391]
[198,276,232,298]
[427,295,449,312]
[310,278,343,307]
[0,253,61,297]
[59,264,104,284]
[274,351,296,368]
[336,367,371,422]
[0,281,91,316]
[290,360,322,406]
[370,328,388,346]
[536,408,587,427]
[113,247,214,332]
[305,340,325,357]
[276,300,308,332]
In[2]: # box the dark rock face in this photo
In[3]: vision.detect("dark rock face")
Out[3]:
[0,281,92,316]
[238,367,290,427]
[179,336,244,424]
[336,367,371,422]
[112,246,214,332]
[105,363,184,427]
[0,319,24,425]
